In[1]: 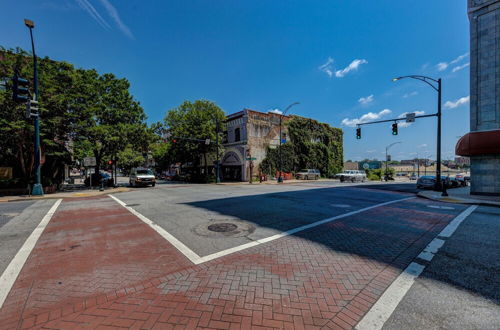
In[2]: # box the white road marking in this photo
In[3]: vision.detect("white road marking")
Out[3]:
[110,194,414,265]
[109,194,201,264]
[0,199,62,309]
[427,205,455,210]
[356,204,478,330]
[439,205,478,238]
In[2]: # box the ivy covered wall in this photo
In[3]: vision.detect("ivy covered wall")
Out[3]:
[260,116,343,177]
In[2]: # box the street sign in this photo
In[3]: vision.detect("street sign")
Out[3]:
[205,139,211,145]
[406,112,416,123]
[246,157,257,161]
[83,157,96,167]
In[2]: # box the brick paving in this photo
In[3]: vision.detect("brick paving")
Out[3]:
[0,196,455,329]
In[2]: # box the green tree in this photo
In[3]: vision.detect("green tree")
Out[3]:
[260,116,343,177]
[71,70,149,174]
[164,100,225,181]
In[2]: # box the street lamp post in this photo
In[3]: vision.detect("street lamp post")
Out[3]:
[385,142,401,181]
[215,117,221,183]
[277,102,299,183]
[393,75,442,192]
[24,19,43,196]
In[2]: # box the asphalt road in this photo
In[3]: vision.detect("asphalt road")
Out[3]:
[116,183,448,257]
[384,205,500,330]
[0,200,57,276]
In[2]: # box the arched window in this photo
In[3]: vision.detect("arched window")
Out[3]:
[235,127,241,142]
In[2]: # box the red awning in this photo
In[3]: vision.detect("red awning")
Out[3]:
[455,129,500,156]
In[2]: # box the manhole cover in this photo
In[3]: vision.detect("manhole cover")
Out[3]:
[193,219,255,238]
[208,223,237,232]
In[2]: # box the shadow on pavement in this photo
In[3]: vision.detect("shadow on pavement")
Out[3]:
[184,186,498,303]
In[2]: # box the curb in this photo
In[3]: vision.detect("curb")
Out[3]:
[417,191,500,208]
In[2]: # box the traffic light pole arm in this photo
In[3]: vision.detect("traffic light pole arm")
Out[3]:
[356,113,437,127]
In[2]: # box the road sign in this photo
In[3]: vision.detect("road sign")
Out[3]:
[205,139,211,145]
[83,157,96,167]
[406,112,416,123]
[246,157,257,161]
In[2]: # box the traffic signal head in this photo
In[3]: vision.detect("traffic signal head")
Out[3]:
[392,123,398,135]
[12,75,30,103]
[172,139,177,143]
[108,160,113,165]
[356,127,361,139]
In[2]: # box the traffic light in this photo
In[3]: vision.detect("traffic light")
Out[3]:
[392,123,398,135]
[172,139,177,143]
[356,127,361,139]
[108,160,113,165]
[12,75,30,103]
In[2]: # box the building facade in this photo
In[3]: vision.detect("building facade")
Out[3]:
[456,0,500,195]
[221,109,286,181]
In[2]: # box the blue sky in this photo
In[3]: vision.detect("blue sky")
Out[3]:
[1,0,470,161]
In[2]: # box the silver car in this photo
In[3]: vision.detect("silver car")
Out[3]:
[129,168,156,187]
[296,169,320,180]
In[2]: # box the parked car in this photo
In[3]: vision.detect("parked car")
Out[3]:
[129,168,156,187]
[410,173,418,181]
[296,169,320,180]
[455,174,468,187]
[416,175,451,189]
[336,170,367,182]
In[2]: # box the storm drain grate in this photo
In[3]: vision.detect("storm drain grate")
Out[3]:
[207,223,238,232]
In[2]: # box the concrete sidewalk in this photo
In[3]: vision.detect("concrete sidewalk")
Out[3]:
[418,186,500,207]
[0,187,131,203]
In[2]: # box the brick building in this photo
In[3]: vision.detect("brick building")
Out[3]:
[456,0,500,195]
[221,109,287,181]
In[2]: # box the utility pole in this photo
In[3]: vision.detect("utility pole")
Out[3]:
[25,19,43,196]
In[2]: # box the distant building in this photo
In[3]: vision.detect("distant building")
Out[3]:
[455,156,470,167]
[221,109,286,181]
[456,1,500,195]
[343,162,358,171]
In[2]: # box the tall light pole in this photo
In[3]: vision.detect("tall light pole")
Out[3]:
[393,75,442,191]
[24,19,43,196]
[215,117,221,183]
[278,102,299,183]
[385,141,401,181]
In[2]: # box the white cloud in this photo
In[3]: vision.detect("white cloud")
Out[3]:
[318,57,334,78]
[341,109,391,127]
[75,0,110,29]
[436,52,469,71]
[335,59,368,78]
[98,0,134,39]
[75,0,134,38]
[418,144,428,148]
[358,94,374,105]
[444,96,470,109]
[403,91,418,98]
[436,62,449,71]
[452,62,470,73]
[366,149,377,153]
[268,109,283,115]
